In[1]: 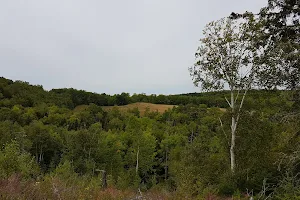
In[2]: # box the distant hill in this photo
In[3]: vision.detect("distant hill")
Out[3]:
[1,77,290,110]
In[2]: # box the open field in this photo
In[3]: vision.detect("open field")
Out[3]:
[74,103,175,115]
[74,103,226,115]
[102,102,175,116]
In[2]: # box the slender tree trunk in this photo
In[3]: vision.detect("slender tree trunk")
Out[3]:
[88,147,91,160]
[36,144,38,163]
[102,170,107,188]
[136,146,139,175]
[165,150,168,181]
[135,146,143,198]
[39,146,43,163]
[230,90,236,173]
[190,128,194,143]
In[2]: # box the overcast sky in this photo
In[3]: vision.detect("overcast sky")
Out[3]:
[0,0,266,95]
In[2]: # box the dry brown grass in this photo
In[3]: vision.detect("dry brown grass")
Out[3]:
[102,103,175,116]
[74,103,176,116]
[0,174,173,200]
[0,175,243,200]
[219,108,227,112]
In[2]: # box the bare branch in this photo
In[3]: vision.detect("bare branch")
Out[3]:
[235,89,248,127]
[234,89,240,104]
[225,96,232,108]
[219,117,230,146]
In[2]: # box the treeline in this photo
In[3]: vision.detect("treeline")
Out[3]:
[0,77,288,109]
[0,76,299,199]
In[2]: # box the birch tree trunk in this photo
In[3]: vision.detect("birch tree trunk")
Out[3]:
[230,89,236,173]
[228,88,248,173]
[190,16,259,175]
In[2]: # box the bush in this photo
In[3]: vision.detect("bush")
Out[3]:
[0,141,40,179]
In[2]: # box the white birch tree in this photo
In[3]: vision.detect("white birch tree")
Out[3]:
[189,17,260,173]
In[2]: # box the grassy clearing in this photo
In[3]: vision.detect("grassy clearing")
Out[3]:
[102,102,175,116]
[74,102,176,116]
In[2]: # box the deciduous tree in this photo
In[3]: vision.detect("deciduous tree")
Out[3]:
[190,17,261,173]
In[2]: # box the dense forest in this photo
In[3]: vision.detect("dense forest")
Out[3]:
[0,76,299,199]
[0,77,285,109]
[1,0,299,199]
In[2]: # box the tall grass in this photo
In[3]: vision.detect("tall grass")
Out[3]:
[0,174,175,200]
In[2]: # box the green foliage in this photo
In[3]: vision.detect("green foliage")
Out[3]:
[272,174,300,200]
[231,0,299,89]
[0,76,299,198]
[0,1,299,199]
[0,141,40,179]
[51,160,77,181]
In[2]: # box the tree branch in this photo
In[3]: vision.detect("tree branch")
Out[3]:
[234,89,240,104]
[235,89,248,127]
[225,96,232,108]
[219,117,230,146]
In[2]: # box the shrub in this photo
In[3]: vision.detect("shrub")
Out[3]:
[0,141,39,179]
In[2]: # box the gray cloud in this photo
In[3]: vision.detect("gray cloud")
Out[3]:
[0,0,266,94]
